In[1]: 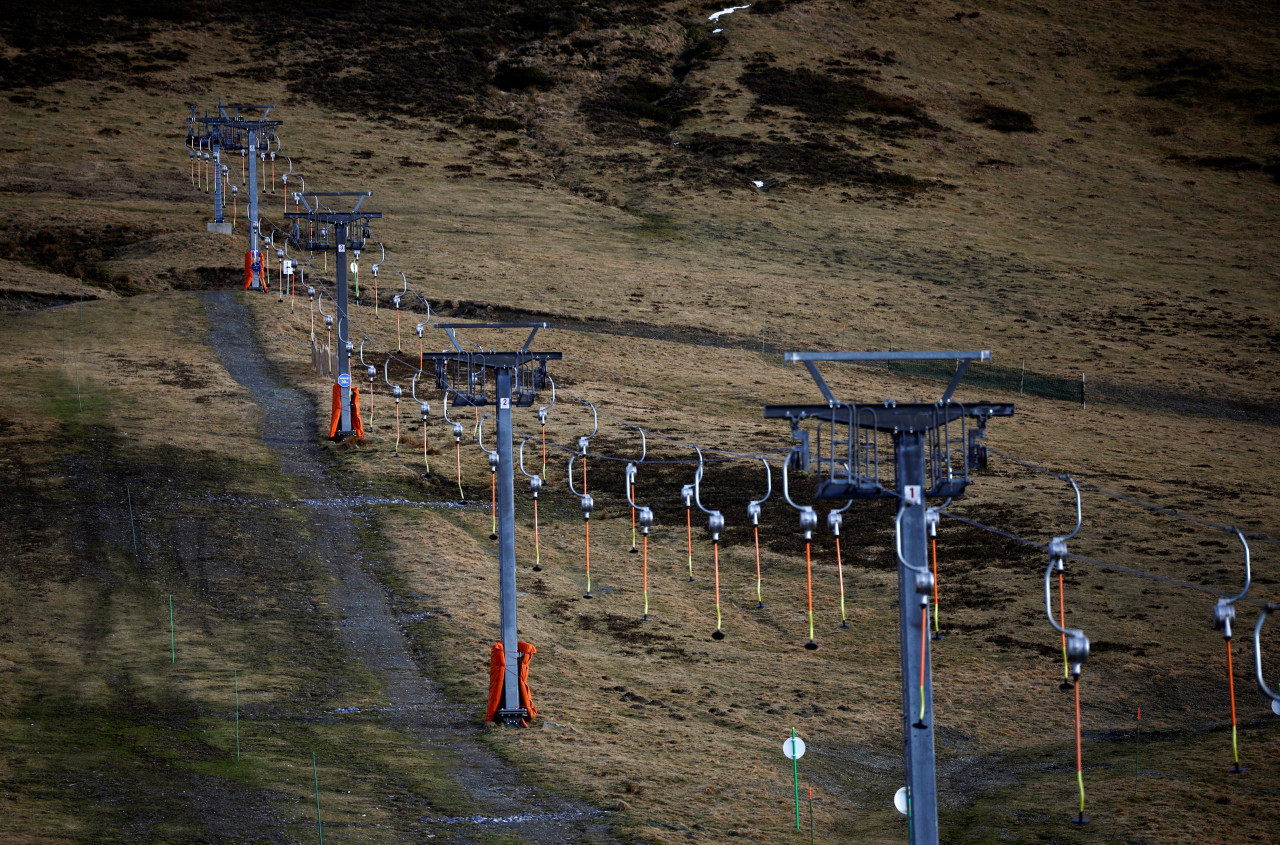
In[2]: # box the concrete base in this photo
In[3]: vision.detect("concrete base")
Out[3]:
[206,221,233,235]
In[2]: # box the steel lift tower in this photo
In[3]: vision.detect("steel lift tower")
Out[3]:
[424,323,561,726]
[285,192,381,436]
[765,350,1013,844]
[188,101,282,289]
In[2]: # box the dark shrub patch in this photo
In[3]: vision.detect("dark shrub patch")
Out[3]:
[1139,79,1194,99]
[616,79,679,123]
[460,115,525,132]
[967,103,1038,133]
[581,77,703,133]
[1192,155,1260,171]
[684,131,941,192]
[1168,154,1261,172]
[674,26,724,79]
[751,0,803,14]
[0,222,152,292]
[492,63,557,92]
[1255,108,1280,125]
[740,64,927,122]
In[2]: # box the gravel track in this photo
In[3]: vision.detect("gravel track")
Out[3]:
[205,290,617,844]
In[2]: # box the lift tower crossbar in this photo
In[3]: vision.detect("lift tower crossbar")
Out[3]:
[423,323,561,726]
[285,192,381,436]
[764,350,1013,845]
[187,101,283,284]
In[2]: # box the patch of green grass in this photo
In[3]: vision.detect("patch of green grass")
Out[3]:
[39,368,109,422]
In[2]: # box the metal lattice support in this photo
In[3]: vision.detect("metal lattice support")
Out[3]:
[187,101,283,281]
[423,323,561,726]
[765,350,1014,845]
[284,192,381,436]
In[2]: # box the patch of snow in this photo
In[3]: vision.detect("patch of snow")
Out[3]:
[752,180,765,188]
[709,5,751,23]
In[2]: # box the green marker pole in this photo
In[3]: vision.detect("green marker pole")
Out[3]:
[235,670,240,762]
[792,728,800,830]
[313,751,324,845]
[1135,706,1140,793]
[127,487,138,557]
[169,595,175,663]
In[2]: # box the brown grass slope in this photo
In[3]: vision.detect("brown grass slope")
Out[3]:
[1,0,1278,843]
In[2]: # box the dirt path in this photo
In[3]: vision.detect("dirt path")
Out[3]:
[203,291,617,844]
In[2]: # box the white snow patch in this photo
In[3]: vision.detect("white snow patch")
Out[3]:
[752,180,765,188]
[709,5,751,23]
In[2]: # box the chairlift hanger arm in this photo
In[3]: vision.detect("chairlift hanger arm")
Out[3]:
[567,451,584,497]
[1253,604,1280,705]
[1226,527,1252,605]
[537,376,557,421]
[519,438,538,479]
[441,388,459,425]
[779,454,808,513]
[748,457,773,510]
[895,504,929,574]
[580,399,599,443]
[626,463,639,508]
[478,414,497,456]
[1053,474,1084,545]
[692,445,712,516]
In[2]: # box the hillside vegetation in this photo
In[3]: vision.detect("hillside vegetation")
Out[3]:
[0,1,1278,843]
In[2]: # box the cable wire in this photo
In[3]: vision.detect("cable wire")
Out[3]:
[937,509,1276,608]
[990,448,1279,544]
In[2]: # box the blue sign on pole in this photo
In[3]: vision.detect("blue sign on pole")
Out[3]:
[337,373,351,388]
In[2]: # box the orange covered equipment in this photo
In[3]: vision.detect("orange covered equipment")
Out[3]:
[328,383,365,440]
[244,250,268,291]
[485,641,537,724]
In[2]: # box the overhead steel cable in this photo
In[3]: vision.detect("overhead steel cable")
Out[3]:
[989,447,1279,544]
[290,281,789,468]
[937,508,1276,608]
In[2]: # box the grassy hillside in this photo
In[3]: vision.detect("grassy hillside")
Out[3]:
[1,1,1278,842]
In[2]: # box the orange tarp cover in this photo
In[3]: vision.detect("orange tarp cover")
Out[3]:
[328,383,365,439]
[485,641,537,724]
